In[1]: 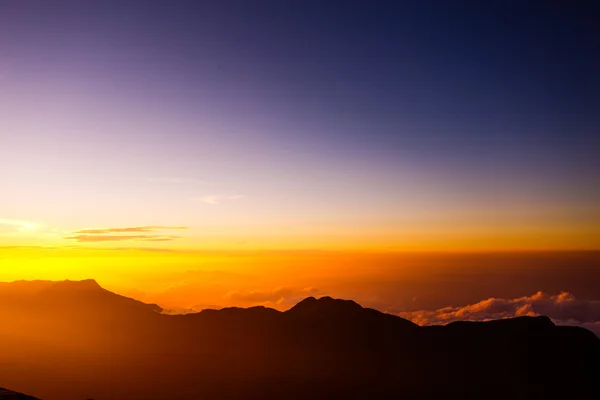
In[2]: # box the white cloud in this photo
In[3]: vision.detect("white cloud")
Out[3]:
[399,291,600,337]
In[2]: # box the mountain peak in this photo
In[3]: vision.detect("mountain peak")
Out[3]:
[44,279,103,293]
[54,279,101,289]
[288,296,363,316]
[0,279,102,296]
[0,278,163,315]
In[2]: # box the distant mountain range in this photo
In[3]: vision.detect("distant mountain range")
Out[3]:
[0,280,598,399]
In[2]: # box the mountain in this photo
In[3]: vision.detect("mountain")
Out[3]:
[0,279,162,315]
[0,280,598,400]
[0,388,39,400]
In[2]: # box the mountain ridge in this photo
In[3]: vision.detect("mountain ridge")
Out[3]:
[0,279,597,333]
[0,279,598,399]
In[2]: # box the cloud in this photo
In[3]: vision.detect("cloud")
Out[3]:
[0,218,37,231]
[74,226,187,234]
[111,247,179,253]
[194,195,245,205]
[398,291,600,337]
[65,226,187,242]
[65,235,180,243]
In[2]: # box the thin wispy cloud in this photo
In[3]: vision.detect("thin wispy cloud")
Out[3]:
[65,235,180,243]
[0,218,38,231]
[74,226,188,234]
[65,226,187,242]
[194,195,245,205]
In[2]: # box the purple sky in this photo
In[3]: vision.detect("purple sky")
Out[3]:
[1,1,598,251]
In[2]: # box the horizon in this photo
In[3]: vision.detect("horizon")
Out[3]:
[0,276,596,332]
[1,259,599,339]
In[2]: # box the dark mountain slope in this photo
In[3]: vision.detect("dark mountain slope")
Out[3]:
[0,388,39,400]
[0,280,598,400]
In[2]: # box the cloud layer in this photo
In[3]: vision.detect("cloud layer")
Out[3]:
[65,235,180,243]
[74,226,187,234]
[65,226,187,242]
[399,291,600,336]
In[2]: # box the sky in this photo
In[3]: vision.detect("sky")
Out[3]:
[1,1,599,308]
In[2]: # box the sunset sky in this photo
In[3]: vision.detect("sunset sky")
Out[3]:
[1,2,599,309]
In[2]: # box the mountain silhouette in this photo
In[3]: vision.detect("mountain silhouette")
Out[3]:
[0,388,39,400]
[0,280,598,400]
[0,279,162,314]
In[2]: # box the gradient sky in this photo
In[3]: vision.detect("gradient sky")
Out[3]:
[1,1,599,292]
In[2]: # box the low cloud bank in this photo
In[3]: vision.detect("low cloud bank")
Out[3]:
[399,291,600,337]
